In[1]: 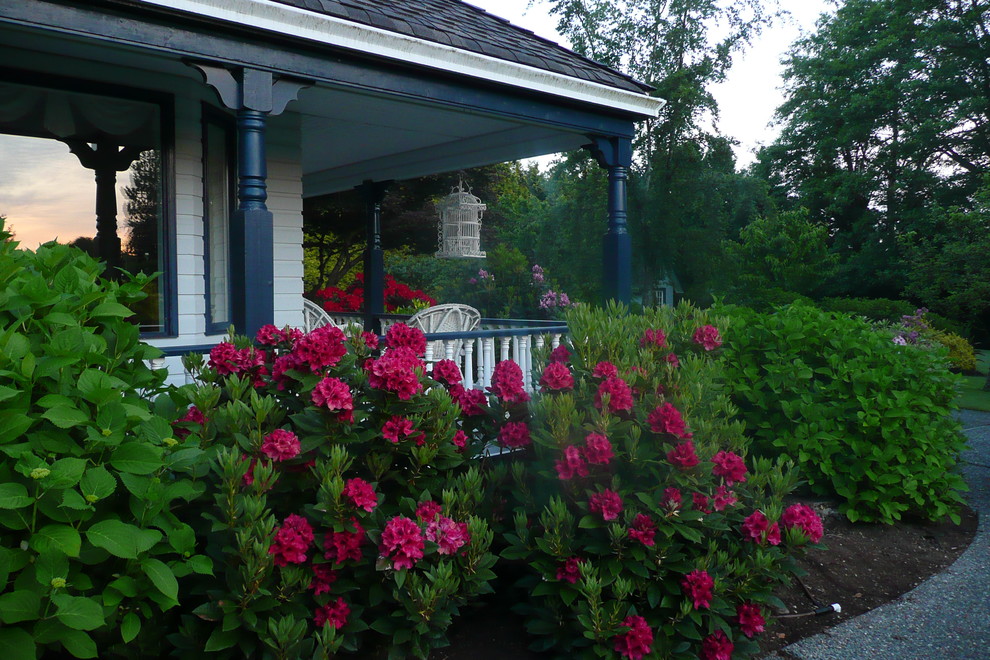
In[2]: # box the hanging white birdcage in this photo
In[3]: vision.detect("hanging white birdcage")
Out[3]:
[435,180,486,258]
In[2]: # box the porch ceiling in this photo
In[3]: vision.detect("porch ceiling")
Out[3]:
[294,85,590,196]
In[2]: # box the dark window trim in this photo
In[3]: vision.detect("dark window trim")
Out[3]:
[0,65,178,338]
[201,102,236,336]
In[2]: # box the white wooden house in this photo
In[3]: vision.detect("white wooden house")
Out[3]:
[0,0,663,382]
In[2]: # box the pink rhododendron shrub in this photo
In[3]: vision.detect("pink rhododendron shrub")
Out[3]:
[503,302,820,659]
[172,323,500,658]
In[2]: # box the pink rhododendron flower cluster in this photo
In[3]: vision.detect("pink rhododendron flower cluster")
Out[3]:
[449,384,487,416]
[782,503,824,543]
[555,445,589,480]
[661,487,682,511]
[640,328,667,349]
[380,516,425,570]
[426,515,470,555]
[361,331,379,350]
[549,344,570,363]
[311,377,354,422]
[693,492,712,513]
[741,510,781,546]
[681,569,714,609]
[261,429,301,462]
[582,432,613,465]
[209,342,269,384]
[589,489,623,521]
[314,597,349,629]
[647,402,691,438]
[498,421,531,448]
[385,323,427,356]
[736,602,766,638]
[309,564,337,595]
[269,514,314,566]
[665,352,680,368]
[613,615,653,660]
[343,478,378,512]
[173,405,207,439]
[255,324,301,347]
[700,630,734,660]
[365,347,424,400]
[713,485,738,511]
[452,430,468,450]
[415,500,443,521]
[692,325,723,351]
[539,362,574,391]
[488,360,530,403]
[594,376,633,413]
[294,325,347,372]
[382,416,416,443]
[667,440,699,469]
[430,359,462,386]
[711,450,748,485]
[627,514,657,547]
[556,556,584,583]
[592,361,618,379]
[324,520,364,564]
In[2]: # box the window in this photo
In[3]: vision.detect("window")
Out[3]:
[0,73,174,335]
[203,107,235,333]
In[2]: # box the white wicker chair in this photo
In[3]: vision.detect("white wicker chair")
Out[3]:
[303,298,336,333]
[407,303,481,361]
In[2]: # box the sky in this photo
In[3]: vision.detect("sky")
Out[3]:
[467,0,833,167]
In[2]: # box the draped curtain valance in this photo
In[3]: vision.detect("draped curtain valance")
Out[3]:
[0,81,158,147]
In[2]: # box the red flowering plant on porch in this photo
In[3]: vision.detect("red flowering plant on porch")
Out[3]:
[312,273,436,314]
[502,302,821,659]
[167,322,497,659]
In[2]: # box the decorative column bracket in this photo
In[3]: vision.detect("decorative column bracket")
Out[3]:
[586,135,633,305]
[189,62,310,337]
[357,179,392,334]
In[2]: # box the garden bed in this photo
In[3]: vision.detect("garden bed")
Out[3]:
[433,498,978,659]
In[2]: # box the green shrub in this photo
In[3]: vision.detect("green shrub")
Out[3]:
[167,323,499,659]
[0,225,211,658]
[503,303,818,659]
[926,329,977,373]
[719,303,967,524]
[819,297,966,336]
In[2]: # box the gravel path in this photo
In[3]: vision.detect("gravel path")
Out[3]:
[764,410,990,660]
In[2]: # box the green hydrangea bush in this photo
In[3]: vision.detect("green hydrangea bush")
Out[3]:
[719,303,967,524]
[502,303,820,659]
[166,322,500,659]
[0,226,211,659]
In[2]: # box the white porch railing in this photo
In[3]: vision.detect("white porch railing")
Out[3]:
[152,316,567,393]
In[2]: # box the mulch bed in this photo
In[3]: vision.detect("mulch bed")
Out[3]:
[431,498,978,659]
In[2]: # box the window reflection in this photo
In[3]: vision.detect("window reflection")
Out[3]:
[0,80,165,332]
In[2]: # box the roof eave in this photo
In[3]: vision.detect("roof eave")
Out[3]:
[138,0,665,119]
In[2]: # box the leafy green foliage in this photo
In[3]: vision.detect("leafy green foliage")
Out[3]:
[504,302,816,659]
[0,223,210,658]
[719,303,967,524]
[722,208,838,298]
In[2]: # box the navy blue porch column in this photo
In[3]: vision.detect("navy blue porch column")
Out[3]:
[191,64,307,337]
[587,136,633,305]
[357,180,391,334]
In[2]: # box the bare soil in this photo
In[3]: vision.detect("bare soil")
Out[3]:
[433,499,978,659]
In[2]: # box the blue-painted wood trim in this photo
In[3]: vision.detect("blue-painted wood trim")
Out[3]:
[0,2,641,138]
[588,136,633,305]
[202,103,237,335]
[0,64,178,337]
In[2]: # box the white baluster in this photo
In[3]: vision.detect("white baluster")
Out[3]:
[425,343,435,363]
[535,335,545,351]
[464,340,475,389]
[551,333,561,349]
[521,335,532,392]
[500,337,511,362]
[483,337,495,387]
[445,340,455,361]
